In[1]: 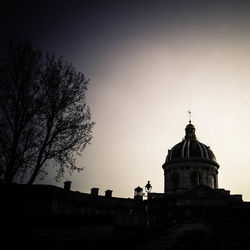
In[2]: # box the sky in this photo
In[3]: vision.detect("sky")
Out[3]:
[2,0,250,200]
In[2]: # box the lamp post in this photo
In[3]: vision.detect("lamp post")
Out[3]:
[145,181,152,198]
[145,181,152,226]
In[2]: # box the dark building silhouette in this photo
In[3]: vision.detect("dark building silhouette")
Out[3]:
[2,122,250,249]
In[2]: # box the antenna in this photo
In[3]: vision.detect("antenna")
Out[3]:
[188,109,192,124]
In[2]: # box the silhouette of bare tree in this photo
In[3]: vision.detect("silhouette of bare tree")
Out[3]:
[0,38,95,185]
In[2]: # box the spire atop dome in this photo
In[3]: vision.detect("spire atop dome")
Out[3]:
[188,110,192,124]
[185,123,196,140]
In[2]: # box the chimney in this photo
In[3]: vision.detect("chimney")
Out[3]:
[64,181,72,191]
[105,189,112,198]
[134,186,143,201]
[91,187,99,196]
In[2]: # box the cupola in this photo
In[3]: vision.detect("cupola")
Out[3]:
[162,122,219,194]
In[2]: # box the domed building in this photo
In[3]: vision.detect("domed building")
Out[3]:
[162,122,219,194]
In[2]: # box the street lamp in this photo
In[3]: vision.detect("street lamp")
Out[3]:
[145,181,152,197]
[145,181,152,226]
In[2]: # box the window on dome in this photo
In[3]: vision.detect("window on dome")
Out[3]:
[213,175,217,189]
[172,173,179,191]
[191,172,202,188]
[209,175,216,188]
[210,176,214,188]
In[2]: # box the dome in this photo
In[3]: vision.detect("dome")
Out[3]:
[162,122,219,193]
[167,140,217,162]
[164,123,218,166]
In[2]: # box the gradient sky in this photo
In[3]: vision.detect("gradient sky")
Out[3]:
[2,0,250,200]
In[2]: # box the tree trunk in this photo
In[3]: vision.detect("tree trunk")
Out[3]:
[5,131,20,184]
[27,120,52,186]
